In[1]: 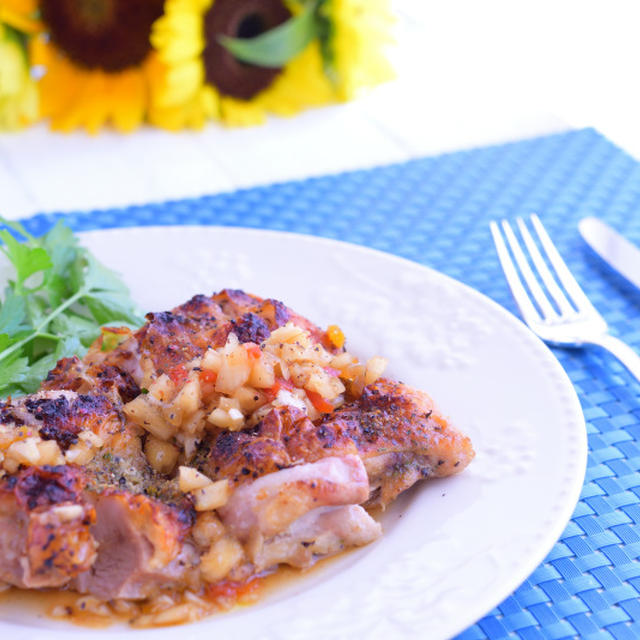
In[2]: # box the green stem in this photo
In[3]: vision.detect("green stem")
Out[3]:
[0,287,86,364]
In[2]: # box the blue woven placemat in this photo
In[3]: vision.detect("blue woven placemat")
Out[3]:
[19,127,640,639]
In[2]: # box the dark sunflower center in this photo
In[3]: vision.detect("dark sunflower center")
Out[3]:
[40,0,164,72]
[203,0,291,101]
[76,0,115,32]
[236,13,267,39]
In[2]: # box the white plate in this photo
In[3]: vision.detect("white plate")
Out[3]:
[0,226,587,640]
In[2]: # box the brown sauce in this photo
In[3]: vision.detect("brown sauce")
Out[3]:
[0,587,123,628]
[0,549,353,629]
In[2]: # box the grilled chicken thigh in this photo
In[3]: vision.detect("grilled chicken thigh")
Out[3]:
[0,466,96,589]
[0,289,474,622]
[323,379,474,507]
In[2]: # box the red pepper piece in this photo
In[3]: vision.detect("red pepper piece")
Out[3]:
[199,369,218,385]
[305,389,334,413]
[168,364,188,384]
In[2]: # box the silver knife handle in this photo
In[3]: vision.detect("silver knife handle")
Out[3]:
[589,334,640,384]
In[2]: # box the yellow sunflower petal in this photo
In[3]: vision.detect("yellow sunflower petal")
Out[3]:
[201,85,218,115]
[1,0,37,15]
[149,84,214,131]
[0,24,38,130]
[329,0,394,100]
[33,0,167,132]
[148,0,216,124]
[29,33,51,66]
[81,72,111,135]
[109,67,146,132]
[257,42,333,117]
[218,96,266,127]
[163,59,204,106]
[151,9,205,64]
[38,51,77,119]
[0,0,42,33]
[39,50,153,133]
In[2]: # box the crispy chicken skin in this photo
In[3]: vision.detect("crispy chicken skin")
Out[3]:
[132,290,334,381]
[0,289,474,608]
[0,390,123,452]
[322,379,475,507]
[0,466,97,589]
[42,290,334,396]
[195,381,473,509]
[41,355,141,403]
[194,406,359,484]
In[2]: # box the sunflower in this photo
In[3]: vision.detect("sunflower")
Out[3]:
[0,1,39,130]
[33,0,166,133]
[149,0,392,129]
[321,0,394,101]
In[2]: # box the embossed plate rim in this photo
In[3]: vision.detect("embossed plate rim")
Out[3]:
[0,225,587,640]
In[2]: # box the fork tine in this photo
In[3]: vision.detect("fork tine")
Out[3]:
[500,220,558,320]
[530,214,599,314]
[516,217,576,316]
[489,221,541,325]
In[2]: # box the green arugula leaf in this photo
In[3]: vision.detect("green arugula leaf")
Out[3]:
[218,1,319,68]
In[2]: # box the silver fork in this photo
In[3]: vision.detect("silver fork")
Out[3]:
[491,214,640,382]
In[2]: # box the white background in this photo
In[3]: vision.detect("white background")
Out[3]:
[2,0,640,220]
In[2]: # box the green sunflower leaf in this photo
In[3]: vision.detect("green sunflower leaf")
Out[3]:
[315,0,338,82]
[218,1,319,68]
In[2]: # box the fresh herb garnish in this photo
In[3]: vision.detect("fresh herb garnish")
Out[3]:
[0,218,144,397]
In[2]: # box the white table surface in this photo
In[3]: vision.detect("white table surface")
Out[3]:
[1,0,639,221]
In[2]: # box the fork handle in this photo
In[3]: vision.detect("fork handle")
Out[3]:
[589,334,640,384]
